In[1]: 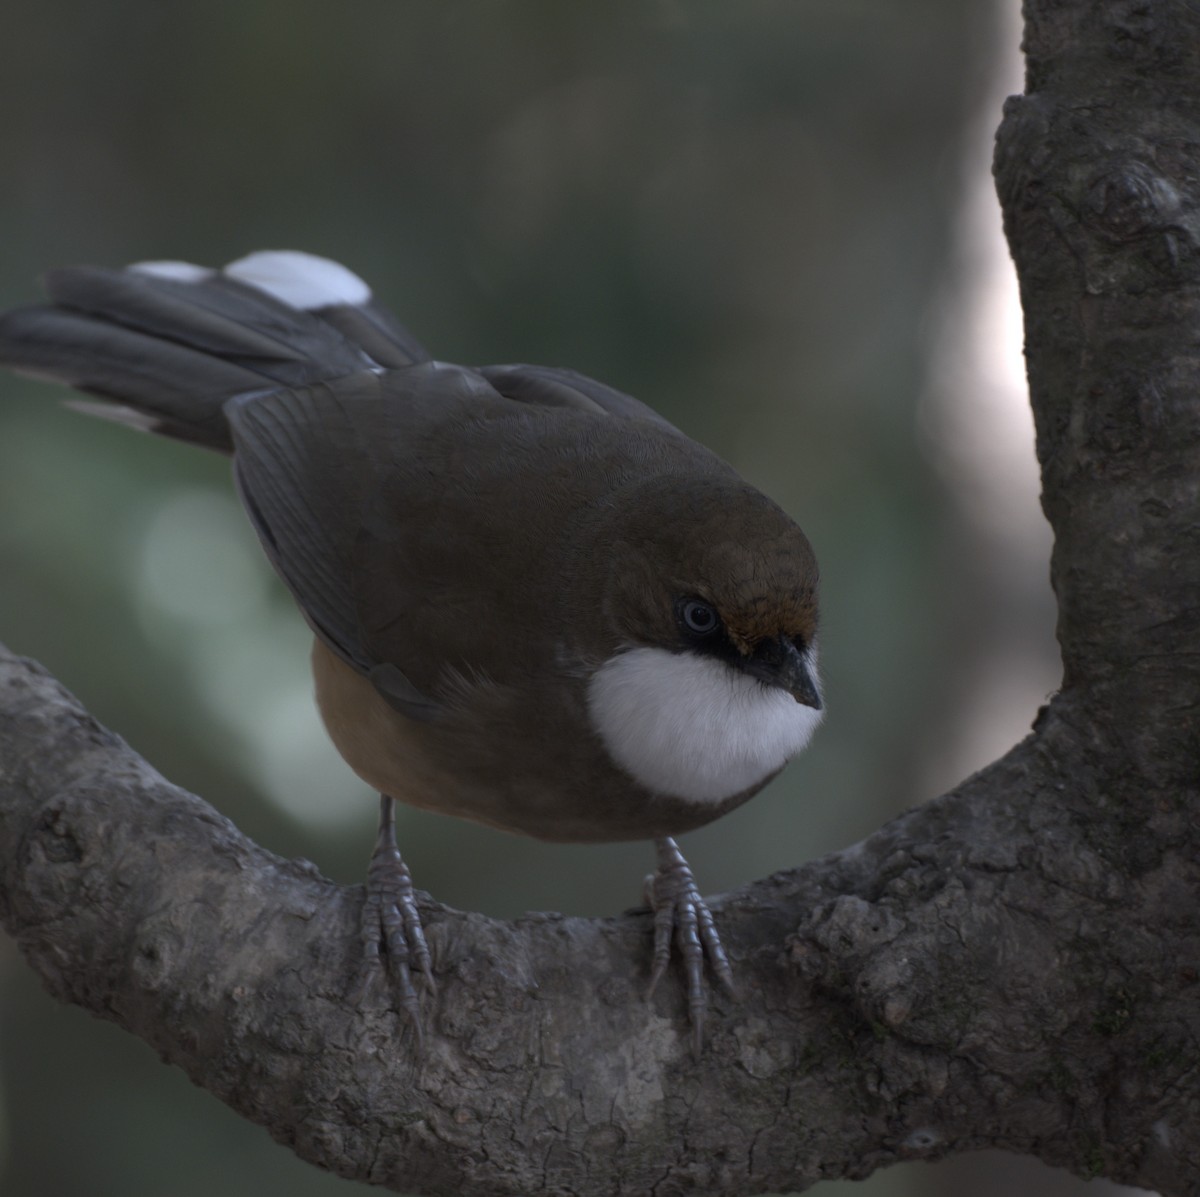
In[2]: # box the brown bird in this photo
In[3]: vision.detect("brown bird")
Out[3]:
[0,251,822,1050]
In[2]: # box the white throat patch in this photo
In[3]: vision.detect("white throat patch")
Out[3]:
[586,647,823,804]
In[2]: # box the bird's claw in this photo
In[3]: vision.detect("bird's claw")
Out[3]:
[350,797,435,1042]
[644,836,736,1053]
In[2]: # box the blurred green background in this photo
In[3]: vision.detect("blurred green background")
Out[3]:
[0,2,1135,1195]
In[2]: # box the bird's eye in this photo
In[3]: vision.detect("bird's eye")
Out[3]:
[679,599,721,637]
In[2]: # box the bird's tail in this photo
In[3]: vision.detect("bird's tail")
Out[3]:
[0,250,429,453]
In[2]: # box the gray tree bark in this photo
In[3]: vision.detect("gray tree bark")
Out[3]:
[2,1,1199,1194]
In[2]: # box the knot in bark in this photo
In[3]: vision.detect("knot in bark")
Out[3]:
[1084,161,1182,242]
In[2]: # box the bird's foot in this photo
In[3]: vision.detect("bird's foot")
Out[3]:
[350,796,435,1041]
[644,836,736,1054]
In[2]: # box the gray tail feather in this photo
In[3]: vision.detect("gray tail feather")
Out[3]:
[0,253,430,453]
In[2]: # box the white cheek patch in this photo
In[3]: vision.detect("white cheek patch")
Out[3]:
[223,250,372,310]
[129,260,215,283]
[587,647,823,804]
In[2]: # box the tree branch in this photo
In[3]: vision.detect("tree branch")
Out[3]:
[0,640,1196,1197]
[3,1,1200,1194]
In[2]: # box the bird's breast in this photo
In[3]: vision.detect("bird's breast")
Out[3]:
[310,638,755,842]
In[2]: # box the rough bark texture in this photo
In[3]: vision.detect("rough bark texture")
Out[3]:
[2,1,1200,1194]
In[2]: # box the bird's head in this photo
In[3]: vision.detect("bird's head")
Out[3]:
[584,474,823,806]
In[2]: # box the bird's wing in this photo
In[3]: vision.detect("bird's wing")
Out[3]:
[224,369,453,721]
[226,357,708,720]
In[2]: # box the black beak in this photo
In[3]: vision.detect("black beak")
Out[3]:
[742,637,822,710]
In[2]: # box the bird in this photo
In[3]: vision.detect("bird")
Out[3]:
[0,250,823,1051]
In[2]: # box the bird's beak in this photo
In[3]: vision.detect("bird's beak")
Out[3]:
[743,636,823,709]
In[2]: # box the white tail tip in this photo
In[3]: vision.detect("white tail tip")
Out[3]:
[129,260,215,283]
[223,250,372,310]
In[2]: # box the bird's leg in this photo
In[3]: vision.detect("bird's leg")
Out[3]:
[644,835,736,1053]
[350,795,435,1037]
